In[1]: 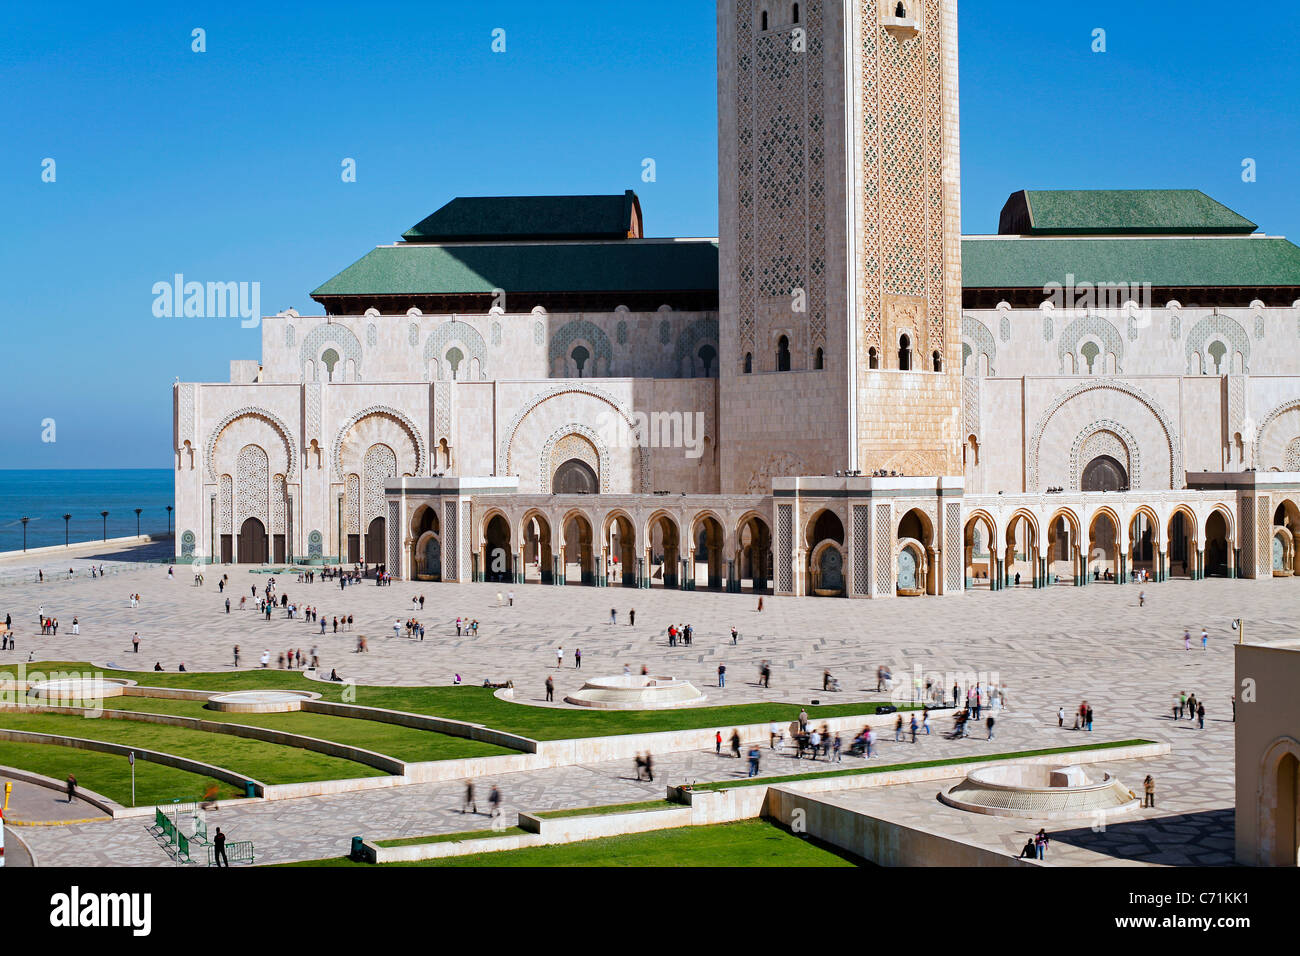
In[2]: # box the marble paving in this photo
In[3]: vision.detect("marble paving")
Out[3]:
[0,542,1289,866]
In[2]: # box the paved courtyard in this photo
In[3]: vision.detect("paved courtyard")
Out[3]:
[0,541,1292,866]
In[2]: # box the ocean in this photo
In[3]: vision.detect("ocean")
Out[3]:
[0,470,175,553]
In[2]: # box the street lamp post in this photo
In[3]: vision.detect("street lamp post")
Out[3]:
[166,505,173,537]
[134,508,142,537]
[63,514,71,547]
[21,517,29,552]
[100,511,109,542]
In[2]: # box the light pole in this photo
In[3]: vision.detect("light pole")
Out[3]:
[134,508,142,537]
[166,505,173,536]
[63,514,71,547]
[100,511,109,542]
[21,517,29,552]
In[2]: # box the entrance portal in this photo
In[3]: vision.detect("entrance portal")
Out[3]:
[238,517,267,564]
[366,517,386,567]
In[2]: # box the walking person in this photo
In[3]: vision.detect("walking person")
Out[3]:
[1138,590,1145,608]
[555,645,563,668]
[1201,628,1208,652]
[1143,775,1156,809]
[66,774,77,803]
[1197,701,1205,729]
[132,633,140,654]
[545,675,554,703]
[233,645,240,667]
[747,746,761,778]
[1183,629,1191,651]
[609,608,617,625]
[731,626,738,645]
[629,608,635,626]
[463,781,478,815]
[715,730,723,755]
[1058,706,1065,728]
[1034,828,1049,860]
[574,648,582,669]
[489,785,502,819]
[909,714,918,743]
[986,714,995,740]
[717,663,726,688]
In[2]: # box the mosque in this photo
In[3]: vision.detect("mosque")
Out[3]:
[173,0,1300,597]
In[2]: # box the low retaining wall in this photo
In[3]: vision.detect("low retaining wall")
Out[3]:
[765,787,1039,867]
[519,806,693,842]
[366,831,546,864]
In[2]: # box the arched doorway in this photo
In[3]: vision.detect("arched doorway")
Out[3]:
[1082,455,1127,491]
[1167,509,1196,579]
[523,512,554,584]
[964,513,995,589]
[1270,751,1300,866]
[1274,500,1300,576]
[737,514,772,594]
[1127,509,1157,580]
[1003,512,1037,588]
[1088,511,1118,581]
[483,514,512,583]
[604,512,636,587]
[562,512,595,585]
[647,513,681,589]
[239,517,268,564]
[1048,511,1081,585]
[553,459,598,495]
[805,509,845,597]
[365,516,386,569]
[411,505,441,580]
[898,508,935,595]
[1205,510,1232,578]
[691,514,726,590]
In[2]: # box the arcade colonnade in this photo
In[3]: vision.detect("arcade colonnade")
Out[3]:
[382,476,1299,597]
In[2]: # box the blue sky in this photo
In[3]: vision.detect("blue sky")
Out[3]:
[2,0,1296,468]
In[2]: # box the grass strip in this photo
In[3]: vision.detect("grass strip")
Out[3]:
[0,740,244,808]
[0,709,384,784]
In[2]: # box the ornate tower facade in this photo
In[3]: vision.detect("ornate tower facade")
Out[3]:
[718,0,964,493]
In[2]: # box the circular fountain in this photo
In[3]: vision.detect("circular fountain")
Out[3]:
[29,677,132,701]
[564,675,706,710]
[205,690,318,713]
[939,764,1139,820]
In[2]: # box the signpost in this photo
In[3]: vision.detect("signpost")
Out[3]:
[128,752,136,807]
[1232,618,1245,645]
[0,781,11,867]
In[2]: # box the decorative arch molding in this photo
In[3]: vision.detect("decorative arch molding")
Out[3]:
[961,315,997,376]
[1254,398,1300,467]
[1027,380,1182,490]
[300,324,363,382]
[542,428,605,493]
[332,405,427,481]
[1069,419,1141,490]
[423,320,488,381]
[498,384,651,493]
[550,319,613,374]
[1186,313,1250,375]
[1256,735,1300,866]
[205,407,297,482]
[1057,315,1124,373]
[674,317,721,377]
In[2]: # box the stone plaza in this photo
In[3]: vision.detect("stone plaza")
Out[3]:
[0,539,1283,866]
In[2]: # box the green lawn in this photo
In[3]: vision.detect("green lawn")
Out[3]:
[284,820,863,867]
[0,740,244,808]
[690,738,1155,790]
[26,662,911,741]
[101,697,517,763]
[0,710,385,784]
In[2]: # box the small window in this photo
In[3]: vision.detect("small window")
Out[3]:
[571,345,590,378]
[777,336,791,372]
[744,352,753,374]
[868,347,879,369]
[898,334,912,371]
[761,10,769,30]
[814,347,824,370]
[792,3,800,24]
[446,347,464,380]
[698,344,717,377]
[895,2,906,17]
[932,350,942,372]
[320,348,340,382]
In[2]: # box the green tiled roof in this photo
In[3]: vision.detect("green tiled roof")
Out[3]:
[999,190,1258,236]
[961,236,1300,289]
[402,191,643,243]
[311,239,718,297]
